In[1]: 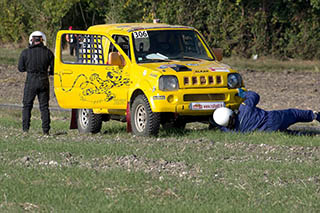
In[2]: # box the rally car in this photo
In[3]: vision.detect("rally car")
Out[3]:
[54,23,245,136]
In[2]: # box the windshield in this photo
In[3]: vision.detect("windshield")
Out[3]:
[132,30,214,63]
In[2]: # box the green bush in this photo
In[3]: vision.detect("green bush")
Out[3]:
[0,0,319,59]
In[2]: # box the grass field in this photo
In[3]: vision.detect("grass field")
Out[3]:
[0,47,320,212]
[1,108,320,212]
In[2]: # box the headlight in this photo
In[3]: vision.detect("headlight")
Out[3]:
[227,73,243,88]
[159,75,179,91]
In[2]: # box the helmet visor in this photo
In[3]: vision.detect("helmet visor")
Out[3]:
[32,36,42,42]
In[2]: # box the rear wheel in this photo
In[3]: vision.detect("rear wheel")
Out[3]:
[130,95,160,136]
[77,109,102,133]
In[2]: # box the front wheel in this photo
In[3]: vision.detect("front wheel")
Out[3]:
[130,95,160,136]
[77,109,102,134]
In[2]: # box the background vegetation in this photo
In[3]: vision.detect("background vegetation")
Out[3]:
[0,0,320,59]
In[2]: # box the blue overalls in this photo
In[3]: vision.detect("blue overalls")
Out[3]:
[231,91,315,132]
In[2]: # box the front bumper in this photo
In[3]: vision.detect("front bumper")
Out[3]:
[149,88,243,115]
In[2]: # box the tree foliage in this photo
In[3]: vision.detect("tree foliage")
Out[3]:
[0,0,319,59]
[0,0,27,43]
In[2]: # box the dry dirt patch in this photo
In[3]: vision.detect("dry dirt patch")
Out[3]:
[240,69,320,111]
[1,65,319,110]
[0,65,58,106]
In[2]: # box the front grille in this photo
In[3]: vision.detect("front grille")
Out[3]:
[216,76,222,84]
[184,77,189,85]
[184,94,225,102]
[208,76,214,84]
[183,75,222,86]
[192,76,197,84]
[200,76,206,84]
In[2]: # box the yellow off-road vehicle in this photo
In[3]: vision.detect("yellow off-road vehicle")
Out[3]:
[54,23,245,136]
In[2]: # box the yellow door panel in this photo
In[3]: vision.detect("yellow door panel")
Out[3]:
[54,31,130,109]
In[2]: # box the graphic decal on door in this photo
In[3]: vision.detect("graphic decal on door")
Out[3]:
[55,66,130,103]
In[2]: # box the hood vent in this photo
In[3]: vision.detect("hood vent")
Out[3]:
[170,64,192,72]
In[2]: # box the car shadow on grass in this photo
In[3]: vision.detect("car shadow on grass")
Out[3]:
[159,126,212,137]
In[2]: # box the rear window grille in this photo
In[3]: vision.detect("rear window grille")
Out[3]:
[184,94,225,101]
[78,35,105,64]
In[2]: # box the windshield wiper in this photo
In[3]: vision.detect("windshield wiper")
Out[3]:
[182,56,203,61]
[169,56,202,61]
[146,58,172,62]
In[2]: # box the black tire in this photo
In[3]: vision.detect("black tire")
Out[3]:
[77,109,102,134]
[130,95,160,136]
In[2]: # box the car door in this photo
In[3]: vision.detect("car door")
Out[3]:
[54,30,130,110]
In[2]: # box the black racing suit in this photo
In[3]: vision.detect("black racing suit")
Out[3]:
[18,43,54,133]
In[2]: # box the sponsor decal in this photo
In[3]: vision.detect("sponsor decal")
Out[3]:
[150,73,158,78]
[208,67,230,72]
[153,95,166,100]
[189,102,225,110]
[158,64,177,69]
[186,63,199,66]
[194,70,208,73]
[55,66,130,103]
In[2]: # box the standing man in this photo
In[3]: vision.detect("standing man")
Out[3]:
[18,31,54,135]
[66,26,78,56]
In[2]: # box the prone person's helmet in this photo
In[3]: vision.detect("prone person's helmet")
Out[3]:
[213,107,234,127]
[29,31,47,46]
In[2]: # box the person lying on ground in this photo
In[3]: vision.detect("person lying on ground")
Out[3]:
[213,89,320,132]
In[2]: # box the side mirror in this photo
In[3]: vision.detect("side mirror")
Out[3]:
[212,48,223,61]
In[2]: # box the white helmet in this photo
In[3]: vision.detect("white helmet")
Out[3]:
[213,107,234,127]
[29,31,47,45]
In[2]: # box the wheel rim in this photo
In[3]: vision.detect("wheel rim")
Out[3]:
[79,109,89,129]
[134,103,147,132]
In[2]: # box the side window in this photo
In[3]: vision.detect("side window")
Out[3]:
[61,33,109,65]
[110,35,131,60]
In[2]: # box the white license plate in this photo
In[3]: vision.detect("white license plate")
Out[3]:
[189,102,225,110]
